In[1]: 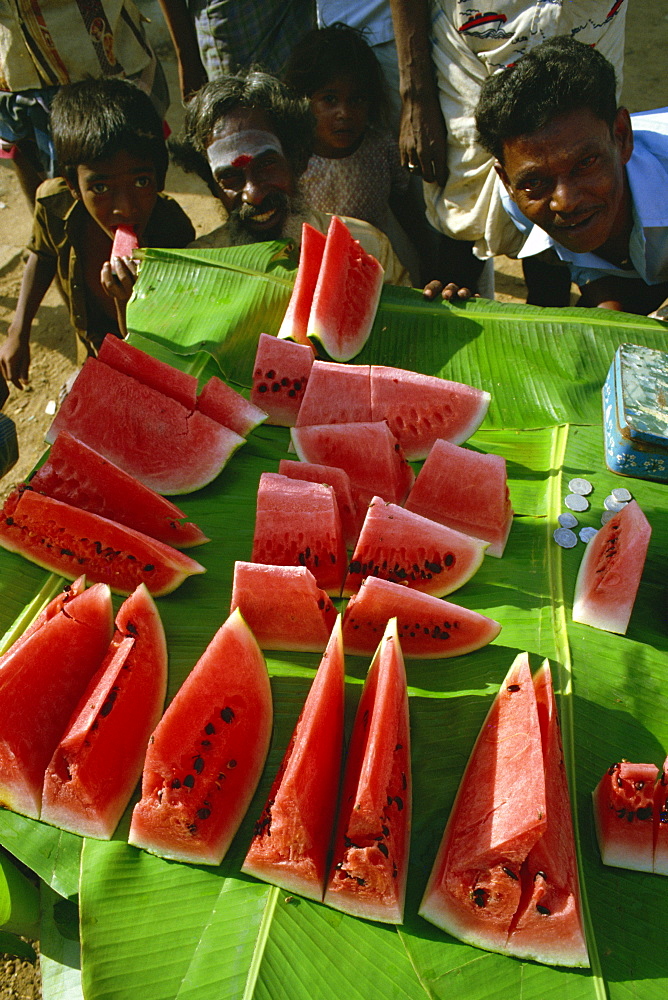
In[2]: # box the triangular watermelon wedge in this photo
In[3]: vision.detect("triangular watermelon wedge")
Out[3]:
[111,224,139,259]
[278,223,326,345]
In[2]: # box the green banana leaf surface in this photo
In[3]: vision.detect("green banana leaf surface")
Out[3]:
[1,246,667,1000]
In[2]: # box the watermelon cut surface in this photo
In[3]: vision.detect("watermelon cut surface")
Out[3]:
[230,562,337,652]
[343,496,488,598]
[46,358,244,494]
[29,432,209,549]
[419,655,589,967]
[572,499,651,634]
[242,616,345,900]
[307,215,383,362]
[0,488,205,596]
[129,609,272,865]
[41,584,167,839]
[0,575,85,668]
[98,334,198,411]
[592,760,660,874]
[0,583,114,819]
[342,577,501,659]
[250,333,314,427]
[324,617,411,924]
[655,758,668,876]
[278,459,360,549]
[405,438,513,557]
[277,223,326,346]
[111,225,139,259]
[295,361,372,427]
[195,376,266,437]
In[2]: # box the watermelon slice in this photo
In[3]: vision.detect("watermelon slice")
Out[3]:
[242,616,345,900]
[0,583,114,819]
[0,575,85,667]
[370,366,491,460]
[0,488,205,597]
[195,376,267,436]
[29,433,209,548]
[230,562,337,652]
[98,334,198,410]
[251,473,347,596]
[41,584,167,839]
[405,438,513,557]
[46,358,245,495]
[341,577,501,659]
[291,421,414,507]
[277,222,327,345]
[295,361,372,427]
[128,608,272,865]
[307,216,383,362]
[343,496,488,598]
[572,499,651,634]
[250,333,314,426]
[419,655,589,967]
[278,459,360,549]
[655,758,668,876]
[324,617,411,924]
[592,760,659,874]
[111,224,139,259]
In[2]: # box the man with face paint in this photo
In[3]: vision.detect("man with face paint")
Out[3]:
[170,72,410,285]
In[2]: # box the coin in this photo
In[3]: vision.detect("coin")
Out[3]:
[611,487,632,502]
[604,494,627,512]
[579,526,599,543]
[553,527,578,548]
[568,477,593,495]
[601,510,616,525]
[558,512,578,528]
[564,493,589,512]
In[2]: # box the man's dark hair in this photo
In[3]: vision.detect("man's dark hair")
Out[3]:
[170,70,314,190]
[284,22,390,127]
[51,78,168,188]
[475,36,618,162]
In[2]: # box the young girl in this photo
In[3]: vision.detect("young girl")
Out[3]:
[284,23,422,281]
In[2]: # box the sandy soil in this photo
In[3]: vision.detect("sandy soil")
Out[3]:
[0,1,667,995]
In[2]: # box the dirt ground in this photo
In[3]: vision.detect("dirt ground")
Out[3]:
[0,1,667,996]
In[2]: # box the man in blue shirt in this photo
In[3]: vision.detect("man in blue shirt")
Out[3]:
[475,36,668,315]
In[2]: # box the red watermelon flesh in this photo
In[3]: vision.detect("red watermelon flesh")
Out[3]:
[507,661,588,967]
[97,334,198,410]
[46,358,244,494]
[111,224,139,259]
[341,577,501,659]
[0,575,85,667]
[572,500,651,635]
[655,758,668,875]
[128,608,272,865]
[29,432,209,549]
[307,215,383,362]
[252,473,347,596]
[41,584,168,839]
[278,459,360,549]
[242,616,345,900]
[370,366,491,460]
[324,617,411,924]
[343,496,488,598]
[195,376,266,437]
[419,654,548,957]
[593,760,659,874]
[277,222,326,346]
[405,438,513,557]
[291,421,414,507]
[0,583,114,819]
[295,361,372,427]
[0,488,205,596]
[250,333,314,427]
[230,562,337,653]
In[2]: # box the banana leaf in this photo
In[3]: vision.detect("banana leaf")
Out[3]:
[1,259,668,1000]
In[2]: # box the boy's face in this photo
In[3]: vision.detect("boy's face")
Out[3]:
[71,150,159,241]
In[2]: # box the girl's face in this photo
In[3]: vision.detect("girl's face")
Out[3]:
[310,75,369,158]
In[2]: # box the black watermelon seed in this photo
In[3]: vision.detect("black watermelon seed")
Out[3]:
[507,684,521,692]
[143,564,155,573]
[394,796,404,811]
[197,808,211,820]
[536,904,551,916]
[444,553,454,567]
[288,389,296,397]
[227,760,237,768]
[356,877,366,886]
[281,377,290,386]
[293,380,302,391]
[126,621,138,635]
[637,807,653,821]
[271,382,281,392]
[382,825,390,837]
[220,706,235,723]
[205,723,216,735]
[193,756,205,773]
[258,384,268,393]
[171,779,181,789]
[502,867,518,880]
[378,842,389,858]
[5,517,14,526]
[265,370,275,379]
[183,774,195,788]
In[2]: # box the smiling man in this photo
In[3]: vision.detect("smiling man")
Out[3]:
[171,71,409,285]
[476,36,668,315]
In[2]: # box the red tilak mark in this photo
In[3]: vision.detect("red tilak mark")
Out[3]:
[232,154,252,167]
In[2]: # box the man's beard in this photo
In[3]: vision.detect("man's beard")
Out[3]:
[224,188,310,245]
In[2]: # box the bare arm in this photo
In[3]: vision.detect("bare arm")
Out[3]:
[578,276,668,315]
[157,0,208,100]
[389,0,448,186]
[0,252,56,388]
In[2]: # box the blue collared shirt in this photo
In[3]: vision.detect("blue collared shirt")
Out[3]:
[500,109,668,287]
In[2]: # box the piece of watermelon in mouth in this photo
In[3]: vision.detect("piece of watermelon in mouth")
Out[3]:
[111,224,139,259]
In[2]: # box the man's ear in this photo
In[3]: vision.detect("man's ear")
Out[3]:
[494,160,515,200]
[613,107,634,166]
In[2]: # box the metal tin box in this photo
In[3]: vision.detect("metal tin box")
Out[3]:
[603,343,668,481]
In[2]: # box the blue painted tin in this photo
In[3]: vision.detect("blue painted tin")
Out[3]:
[603,343,668,481]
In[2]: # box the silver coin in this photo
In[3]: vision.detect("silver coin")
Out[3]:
[564,493,589,512]
[558,512,578,528]
[579,526,599,543]
[611,487,632,502]
[568,477,593,496]
[604,494,628,512]
[601,510,616,525]
[554,527,578,548]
